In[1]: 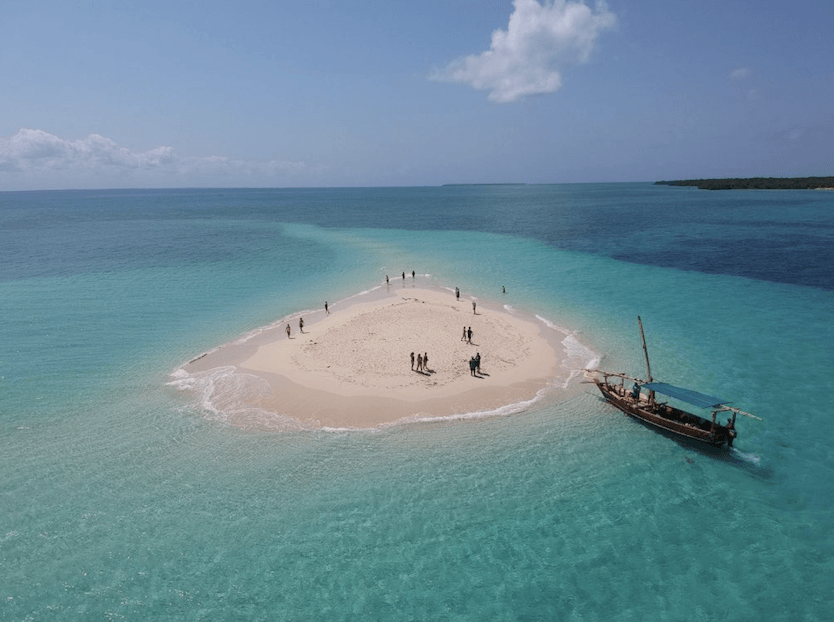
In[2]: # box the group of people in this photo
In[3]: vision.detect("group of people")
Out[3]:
[285,298,333,338]
[285,316,305,338]
[411,351,430,373]
[461,326,473,343]
[385,271,416,285]
[469,353,482,376]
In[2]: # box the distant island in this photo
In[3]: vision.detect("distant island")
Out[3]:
[656,177,834,190]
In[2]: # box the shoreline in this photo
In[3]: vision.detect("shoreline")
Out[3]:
[180,284,573,429]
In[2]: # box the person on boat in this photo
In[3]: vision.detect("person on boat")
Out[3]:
[631,382,640,402]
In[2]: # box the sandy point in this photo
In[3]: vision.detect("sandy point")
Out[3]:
[186,287,564,429]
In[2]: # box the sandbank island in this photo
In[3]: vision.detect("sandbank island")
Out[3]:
[184,287,565,429]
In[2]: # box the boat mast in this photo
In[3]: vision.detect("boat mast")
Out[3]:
[637,316,655,404]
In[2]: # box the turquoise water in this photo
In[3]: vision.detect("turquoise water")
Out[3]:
[1,185,832,620]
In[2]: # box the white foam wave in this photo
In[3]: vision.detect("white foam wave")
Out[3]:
[167,365,310,430]
[731,448,762,465]
[535,314,600,387]
[341,284,382,301]
[535,314,570,335]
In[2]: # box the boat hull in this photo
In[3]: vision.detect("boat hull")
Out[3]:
[593,380,734,448]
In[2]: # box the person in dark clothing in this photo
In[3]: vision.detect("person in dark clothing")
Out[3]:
[469,357,477,376]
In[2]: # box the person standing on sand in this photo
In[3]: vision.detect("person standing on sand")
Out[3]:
[417,353,423,372]
[472,301,477,314]
[475,352,481,375]
[299,317,304,333]
[467,326,472,343]
[461,326,467,341]
[423,352,428,372]
[286,324,291,339]
[411,352,415,370]
[456,288,460,301]
[469,357,476,376]
[325,301,329,314]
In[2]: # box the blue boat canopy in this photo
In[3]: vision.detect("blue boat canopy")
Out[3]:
[641,382,729,409]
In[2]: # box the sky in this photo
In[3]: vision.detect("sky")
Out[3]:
[1,0,832,190]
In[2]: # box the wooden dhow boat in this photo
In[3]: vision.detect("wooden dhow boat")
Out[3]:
[585,317,760,448]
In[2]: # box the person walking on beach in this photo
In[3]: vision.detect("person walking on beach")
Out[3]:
[467,326,472,343]
[286,324,291,339]
[475,352,481,375]
[402,272,405,280]
[456,287,460,301]
[325,301,329,315]
[411,351,415,370]
[461,326,467,341]
[299,317,304,333]
[417,353,423,372]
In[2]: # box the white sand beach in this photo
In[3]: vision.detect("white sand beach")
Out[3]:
[186,288,563,428]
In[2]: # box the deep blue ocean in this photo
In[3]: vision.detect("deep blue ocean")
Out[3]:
[1,184,832,620]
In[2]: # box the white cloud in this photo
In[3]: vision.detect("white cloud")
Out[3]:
[0,129,308,188]
[729,66,752,81]
[0,129,175,172]
[430,0,616,103]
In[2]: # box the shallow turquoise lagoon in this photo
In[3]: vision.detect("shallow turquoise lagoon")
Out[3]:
[1,185,832,620]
